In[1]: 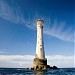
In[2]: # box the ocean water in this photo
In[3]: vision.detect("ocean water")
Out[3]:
[0,68,75,75]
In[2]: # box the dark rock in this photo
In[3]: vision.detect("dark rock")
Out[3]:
[31,68,34,70]
[52,66,58,69]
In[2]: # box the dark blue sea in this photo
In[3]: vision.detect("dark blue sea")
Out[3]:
[0,68,75,75]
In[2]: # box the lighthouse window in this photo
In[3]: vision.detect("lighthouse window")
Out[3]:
[40,48,42,50]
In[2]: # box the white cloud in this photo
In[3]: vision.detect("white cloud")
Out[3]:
[0,55,34,68]
[46,55,74,68]
[0,55,74,68]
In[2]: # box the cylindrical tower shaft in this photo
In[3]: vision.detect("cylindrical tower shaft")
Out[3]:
[36,19,45,59]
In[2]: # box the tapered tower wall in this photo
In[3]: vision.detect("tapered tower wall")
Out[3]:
[36,19,45,59]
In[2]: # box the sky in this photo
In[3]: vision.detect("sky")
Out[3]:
[0,0,75,68]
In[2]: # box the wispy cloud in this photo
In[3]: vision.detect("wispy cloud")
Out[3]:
[0,0,74,42]
[0,0,25,24]
[0,51,7,54]
[0,51,4,54]
[44,20,74,42]
[0,55,74,68]
[0,0,36,29]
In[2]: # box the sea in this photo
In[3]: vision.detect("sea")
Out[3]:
[0,68,75,75]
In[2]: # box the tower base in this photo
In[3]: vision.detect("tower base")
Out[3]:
[33,57,49,70]
[25,57,58,70]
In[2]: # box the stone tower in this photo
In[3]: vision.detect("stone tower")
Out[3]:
[33,19,47,70]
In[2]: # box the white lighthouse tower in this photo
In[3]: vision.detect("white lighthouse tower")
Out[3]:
[33,19,47,70]
[36,19,45,59]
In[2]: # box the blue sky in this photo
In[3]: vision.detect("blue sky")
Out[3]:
[0,0,74,68]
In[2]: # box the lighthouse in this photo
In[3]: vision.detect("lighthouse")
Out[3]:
[25,19,58,70]
[36,19,45,59]
[26,19,58,70]
[33,19,47,70]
